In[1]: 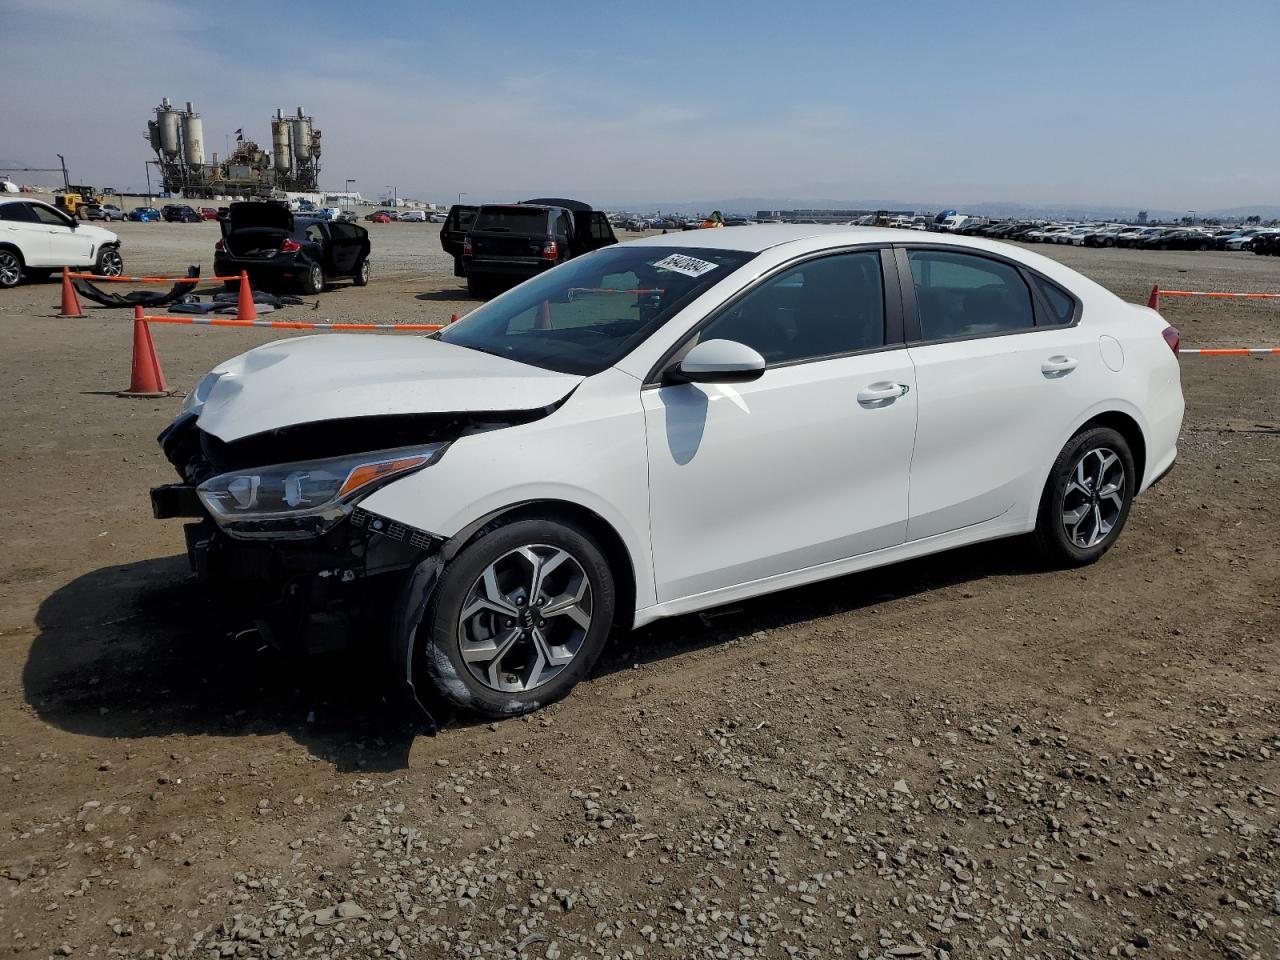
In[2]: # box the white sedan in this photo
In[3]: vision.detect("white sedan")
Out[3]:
[153,226,1184,722]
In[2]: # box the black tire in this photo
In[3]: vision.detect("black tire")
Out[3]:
[0,247,22,288]
[1032,426,1136,567]
[352,257,370,287]
[95,246,124,277]
[300,260,325,295]
[466,275,488,299]
[418,517,616,718]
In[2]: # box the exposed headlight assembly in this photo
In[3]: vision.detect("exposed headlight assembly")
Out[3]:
[197,443,448,539]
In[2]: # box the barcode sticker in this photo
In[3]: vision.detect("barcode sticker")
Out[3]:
[651,253,720,278]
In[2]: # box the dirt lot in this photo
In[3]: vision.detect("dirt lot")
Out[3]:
[0,226,1277,960]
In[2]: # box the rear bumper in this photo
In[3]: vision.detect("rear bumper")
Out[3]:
[461,257,553,280]
[214,254,305,283]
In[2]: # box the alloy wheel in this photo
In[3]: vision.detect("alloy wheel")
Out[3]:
[1061,447,1126,548]
[0,251,19,286]
[455,544,593,693]
[100,250,124,277]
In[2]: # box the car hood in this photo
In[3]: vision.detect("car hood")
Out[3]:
[194,334,583,442]
[78,223,119,244]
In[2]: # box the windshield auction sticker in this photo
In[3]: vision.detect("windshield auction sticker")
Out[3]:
[651,253,720,278]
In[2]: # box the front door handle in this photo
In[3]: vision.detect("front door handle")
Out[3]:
[857,381,910,405]
[1041,355,1078,377]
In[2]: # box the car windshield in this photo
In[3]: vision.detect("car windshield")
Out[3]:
[437,245,756,376]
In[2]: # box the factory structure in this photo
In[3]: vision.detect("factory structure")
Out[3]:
[146,98,322,199]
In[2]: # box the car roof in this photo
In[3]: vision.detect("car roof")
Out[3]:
[622,223,1029,253]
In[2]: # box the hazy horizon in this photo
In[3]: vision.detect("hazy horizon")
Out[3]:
[4,0,1277,213]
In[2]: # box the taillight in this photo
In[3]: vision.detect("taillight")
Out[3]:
[214,239,225,252]
[281,239,301,253]
[541,239,558,260]
[1162,324,1181,357]
[462,237,473,257]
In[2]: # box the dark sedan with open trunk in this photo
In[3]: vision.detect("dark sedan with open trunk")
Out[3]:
[214,202,371,294]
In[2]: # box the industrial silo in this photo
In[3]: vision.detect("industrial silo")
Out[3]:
[271,109,292,173]
[291,107,312,162]
[181,101,205,167]
[156,98,181,159]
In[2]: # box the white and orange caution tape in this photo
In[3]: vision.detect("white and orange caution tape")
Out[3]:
[141,315,445,332]
[1181,347,1280,356]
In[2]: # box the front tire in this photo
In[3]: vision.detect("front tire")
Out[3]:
[95,247,124,277]
[1033,426,1135,566]
[418,518,616,718]
[300,260,325,295]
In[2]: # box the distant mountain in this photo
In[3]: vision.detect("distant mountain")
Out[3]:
[604,196,1280,221]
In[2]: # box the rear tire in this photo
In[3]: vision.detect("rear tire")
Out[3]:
[466,275,491,299]
[300,260,325,295]
[352,257,370,287]
[1032,426,1135,567]
[417,517,616,719]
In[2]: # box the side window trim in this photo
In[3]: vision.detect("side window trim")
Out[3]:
[895,243,1081,346]
[643,244,906,386]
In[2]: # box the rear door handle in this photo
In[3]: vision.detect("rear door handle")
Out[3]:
[857,381,910,405]
[1041,355,1078,376]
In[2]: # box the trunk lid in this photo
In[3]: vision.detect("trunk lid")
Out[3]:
[225,201,294,233]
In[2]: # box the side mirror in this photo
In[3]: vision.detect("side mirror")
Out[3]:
[666,338,766,385]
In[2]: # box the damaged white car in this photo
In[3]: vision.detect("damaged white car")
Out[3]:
[152,226,1184,723]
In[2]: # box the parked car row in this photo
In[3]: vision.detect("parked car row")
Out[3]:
[942,219,1278,252]
[364,209,431,223]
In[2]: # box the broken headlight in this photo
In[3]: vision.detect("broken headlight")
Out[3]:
[197,443,448,540]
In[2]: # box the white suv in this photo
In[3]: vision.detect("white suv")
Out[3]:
[0,197,123,288]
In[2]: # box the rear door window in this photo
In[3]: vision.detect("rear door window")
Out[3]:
[907,250,1035,341]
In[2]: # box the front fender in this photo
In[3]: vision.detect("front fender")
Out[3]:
[358,367,656,611]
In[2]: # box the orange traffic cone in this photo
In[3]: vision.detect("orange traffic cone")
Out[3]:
[237,270,257,321]
[449,313,459,323]
[1147,284,1160,311]
[59,266,83,317]
[118,306,169,398]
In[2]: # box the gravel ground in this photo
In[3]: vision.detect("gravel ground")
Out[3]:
[0,229,1277,960]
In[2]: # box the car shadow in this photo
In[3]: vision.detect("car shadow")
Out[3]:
[414,290,472,303]
[24,556,417,772]
[596,538,1044,676]
[25,540,1043,770]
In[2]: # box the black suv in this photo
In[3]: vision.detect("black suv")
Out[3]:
[457,199,617,297]
[162,204,201,223]
[214,202,371,294]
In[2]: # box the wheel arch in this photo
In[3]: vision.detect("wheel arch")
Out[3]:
[1076,409,1146,487]
[443,498,638,629]
[0,241,25,263]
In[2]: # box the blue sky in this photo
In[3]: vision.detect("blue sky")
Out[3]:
[3,0,1277,211]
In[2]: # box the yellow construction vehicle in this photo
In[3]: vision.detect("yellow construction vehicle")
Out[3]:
[54,185,104,219]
